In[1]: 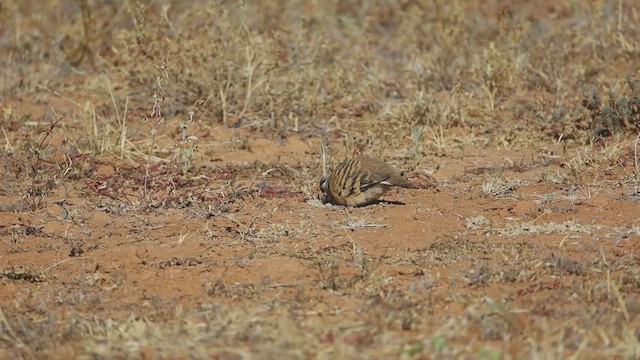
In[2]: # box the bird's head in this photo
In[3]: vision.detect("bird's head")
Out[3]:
[319,177,329,203]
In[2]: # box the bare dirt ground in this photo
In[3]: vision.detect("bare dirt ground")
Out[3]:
[2,1,640,359]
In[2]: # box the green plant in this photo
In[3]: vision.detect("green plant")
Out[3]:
[410,126,424,160]
[583,76,640,141]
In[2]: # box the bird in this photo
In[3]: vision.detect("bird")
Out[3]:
[320,156,415,207]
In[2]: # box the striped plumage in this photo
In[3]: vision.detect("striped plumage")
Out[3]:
[320,156,415,207]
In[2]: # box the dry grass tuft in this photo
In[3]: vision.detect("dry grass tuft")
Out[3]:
[3,1,640,358]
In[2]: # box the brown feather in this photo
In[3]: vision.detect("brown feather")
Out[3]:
[321,156,415,206]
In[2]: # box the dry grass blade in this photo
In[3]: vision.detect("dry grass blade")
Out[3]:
[334,218,388,230]
[0,305,35,358]
[481,175,520,199]
[1,126,13,153]
[634,132,639,173]
[321,141,327,178]
[0,306,18,342]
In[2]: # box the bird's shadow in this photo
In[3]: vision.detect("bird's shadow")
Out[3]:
[364,199,406,207]
[322,199,407,207]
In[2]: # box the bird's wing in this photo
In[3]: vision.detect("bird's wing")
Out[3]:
[359,171,391,190]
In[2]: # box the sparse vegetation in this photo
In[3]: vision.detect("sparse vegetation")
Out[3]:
[2,0,640,358]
